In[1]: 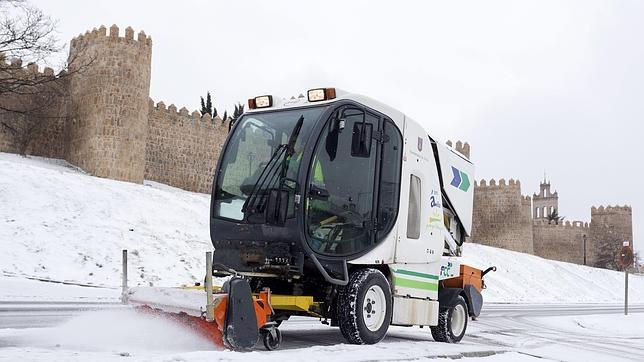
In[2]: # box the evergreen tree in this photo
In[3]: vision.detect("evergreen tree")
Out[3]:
[228,103,245,132]
[199,91,216,117]
[205,92,213,115]
[546,209,564,225]
[222,110,228,123]
[200,96,207,116]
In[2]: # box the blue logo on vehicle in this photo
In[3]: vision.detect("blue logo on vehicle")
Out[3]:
[450,167,470,192]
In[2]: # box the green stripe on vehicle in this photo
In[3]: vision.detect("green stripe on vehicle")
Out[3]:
[394,277,438,291]
[393,269,439,280]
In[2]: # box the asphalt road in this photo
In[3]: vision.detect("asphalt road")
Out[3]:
[1,302,643,361]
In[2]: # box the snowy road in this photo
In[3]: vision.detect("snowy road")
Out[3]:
[0,301,124,329]
[1,302,643,361]
[470,305,644,362]
[274,304,644,361]
[3,301,641,329]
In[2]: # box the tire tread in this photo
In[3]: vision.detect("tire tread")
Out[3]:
[336,268,391,345]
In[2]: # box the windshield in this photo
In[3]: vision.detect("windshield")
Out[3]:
[213,106,328,221]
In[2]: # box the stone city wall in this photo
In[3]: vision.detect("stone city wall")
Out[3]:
[532,220,589,264]
[145,100,229,193]
[0,56,69,158]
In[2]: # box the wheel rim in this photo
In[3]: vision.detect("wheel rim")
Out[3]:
[363,285,387,332]
[450,304,466,337]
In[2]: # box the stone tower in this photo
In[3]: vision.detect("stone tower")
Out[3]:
[588,205,633,267]
[470,179,534,254]
[66,25,152,183]
[533,180,558,219]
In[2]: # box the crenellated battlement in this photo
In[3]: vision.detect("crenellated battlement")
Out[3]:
[446,140,471,159]
[70,25,152,54]
[533,219,589,229]
[149,99,229,129]
[475,178,521,189]
[0,53,56,78]
[591,205,632,215]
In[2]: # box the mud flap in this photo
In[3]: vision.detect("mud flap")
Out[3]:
[437,287,463,309]
[463,284,483,317]
[223,277,259,350]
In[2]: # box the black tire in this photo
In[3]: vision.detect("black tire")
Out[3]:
[431,295,468,343]
[336,268,392,344]
[261,328,282,351]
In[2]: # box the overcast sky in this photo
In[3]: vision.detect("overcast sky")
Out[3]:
[31,0,642,254]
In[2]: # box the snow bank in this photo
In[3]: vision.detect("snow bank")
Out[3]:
[462,243,644,303]
[0,274,119,302]
[0,153,212,287]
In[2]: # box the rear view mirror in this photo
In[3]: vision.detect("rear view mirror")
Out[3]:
[351,122,372,157]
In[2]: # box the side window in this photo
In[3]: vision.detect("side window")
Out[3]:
[377,120,402,239]
[407,174,421,239]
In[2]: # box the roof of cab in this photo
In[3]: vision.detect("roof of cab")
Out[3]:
[246,88,406,124]
[244,88,470,162]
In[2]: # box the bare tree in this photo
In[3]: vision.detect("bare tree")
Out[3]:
[0,72,67,154]
[593,239,619,270]
[0,0,89,155]
[0,0,58,62]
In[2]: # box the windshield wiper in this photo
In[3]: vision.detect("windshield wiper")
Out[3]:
[242,115,305,221]
[242,143,287,217]
[281,115,304,177]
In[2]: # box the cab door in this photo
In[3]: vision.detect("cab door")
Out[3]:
[394,120,443,263]
[304,106,380,256]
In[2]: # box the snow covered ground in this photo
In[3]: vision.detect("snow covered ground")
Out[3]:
[462,243,644,303]
[0,274,119,302]
[1,152,643,304]
[0,152,213,287]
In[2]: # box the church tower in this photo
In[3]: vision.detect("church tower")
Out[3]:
[532,179,559,219]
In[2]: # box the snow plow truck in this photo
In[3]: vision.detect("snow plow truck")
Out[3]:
[128,88,495,350]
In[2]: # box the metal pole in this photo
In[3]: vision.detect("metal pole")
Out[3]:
[583,235,587,266]
[625,268,629,316]
[205,251,214,322]
[121,249,128,304]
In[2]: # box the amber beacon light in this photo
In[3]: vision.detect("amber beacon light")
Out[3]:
[248,95,273,110]
[307,88,336,102]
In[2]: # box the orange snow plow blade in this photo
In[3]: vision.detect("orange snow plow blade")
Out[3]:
[127,277,276,350]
